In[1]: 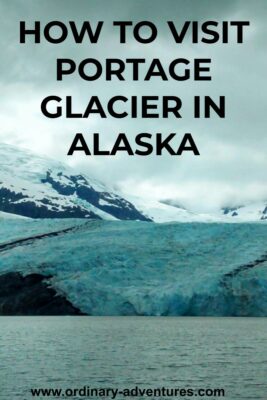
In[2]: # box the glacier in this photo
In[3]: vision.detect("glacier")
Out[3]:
[0,219,266,316]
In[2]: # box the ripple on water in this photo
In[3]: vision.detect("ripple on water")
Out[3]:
[0,317,266,400]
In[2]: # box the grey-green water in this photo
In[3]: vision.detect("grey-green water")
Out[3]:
[0,317,266,399]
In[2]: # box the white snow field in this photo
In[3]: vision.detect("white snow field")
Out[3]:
[0,211,29,219]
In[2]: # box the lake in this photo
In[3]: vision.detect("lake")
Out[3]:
[0,317,266,399]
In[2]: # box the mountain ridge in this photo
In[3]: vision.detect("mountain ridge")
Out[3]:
[0,143,150,221]
[1,142,267,222]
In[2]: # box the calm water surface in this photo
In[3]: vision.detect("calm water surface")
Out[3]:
[0,317,266,399]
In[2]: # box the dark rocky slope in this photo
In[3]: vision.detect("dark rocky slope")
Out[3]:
[0,272,84,315]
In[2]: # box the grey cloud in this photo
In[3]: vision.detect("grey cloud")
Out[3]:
[0,0,266,209]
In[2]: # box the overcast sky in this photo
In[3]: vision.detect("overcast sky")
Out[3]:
[0,0,266,211]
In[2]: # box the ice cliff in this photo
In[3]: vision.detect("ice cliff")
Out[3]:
[0,219,266,316]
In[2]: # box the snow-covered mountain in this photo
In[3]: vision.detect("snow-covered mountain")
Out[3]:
[0,143,151,221]
[220,203,267,221]
[0,143,218,222]
[157,199,267,222]
[126,196,219,223]
[0,143,266,222]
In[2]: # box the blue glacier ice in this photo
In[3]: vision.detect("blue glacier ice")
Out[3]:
[0,219,267,316]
